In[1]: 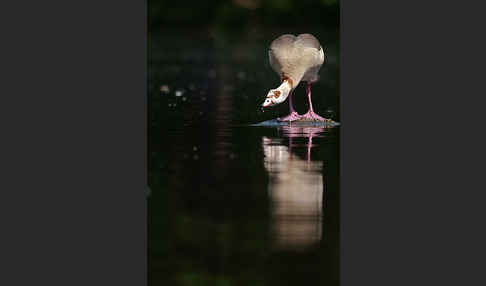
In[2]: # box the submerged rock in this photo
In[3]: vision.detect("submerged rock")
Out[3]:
[252,118,340,128]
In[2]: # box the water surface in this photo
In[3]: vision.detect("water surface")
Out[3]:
[149,27,339,286]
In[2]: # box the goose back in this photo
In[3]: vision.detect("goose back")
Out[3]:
[269,34,325,86]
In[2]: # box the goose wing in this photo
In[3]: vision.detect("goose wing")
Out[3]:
[268,34,297,76]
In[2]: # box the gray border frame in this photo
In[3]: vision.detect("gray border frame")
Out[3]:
[341,0,486,285]
[1,1,147,285]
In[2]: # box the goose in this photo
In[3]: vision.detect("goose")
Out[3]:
[262,34,328,122]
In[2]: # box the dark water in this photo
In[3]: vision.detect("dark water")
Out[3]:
[149,27,339,286]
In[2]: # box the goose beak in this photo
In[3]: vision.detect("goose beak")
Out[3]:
[262,99,273,108]
[261,102,272,112]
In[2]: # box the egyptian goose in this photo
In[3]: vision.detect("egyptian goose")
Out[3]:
[262,34,327,122]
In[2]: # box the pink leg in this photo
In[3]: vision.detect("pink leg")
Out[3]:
[301,83,327,121]
[288,137,293,157]
[307,135,312,162]
[278,90,302,122]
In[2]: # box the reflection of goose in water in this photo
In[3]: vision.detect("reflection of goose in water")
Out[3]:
[262,127,326,251]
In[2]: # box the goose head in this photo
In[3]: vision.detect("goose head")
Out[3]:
[262,79,293,109]
[262,89,288,108]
